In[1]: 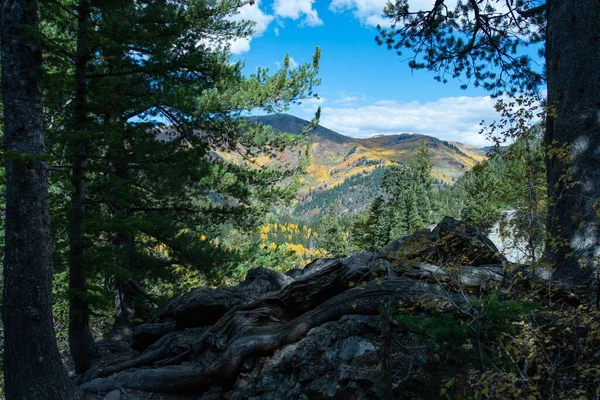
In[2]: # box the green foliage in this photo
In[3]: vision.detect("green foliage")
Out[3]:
[377,1,544,95]
[460,161,505,233]
[352,145,434,251]
[395,288,538,397]
[394,312,470,351]
[410,140,433,191]
[33,0,322,336]
[396,290,536,349]
[352,196,390,252]
[316,214,351,257]
[295,165,385,221]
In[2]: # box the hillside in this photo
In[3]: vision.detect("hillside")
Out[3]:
[250,114,487,218]
[253,114,486,185]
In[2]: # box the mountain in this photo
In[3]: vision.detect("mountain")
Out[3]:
[250,114,488,219]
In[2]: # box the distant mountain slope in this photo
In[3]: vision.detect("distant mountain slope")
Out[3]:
[252,114,486,186]
[249,114,488,219]
[250,114,352,145]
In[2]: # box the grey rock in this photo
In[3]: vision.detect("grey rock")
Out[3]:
[102,390,122,400]
[230,315,408,400]
[381,217,507,266]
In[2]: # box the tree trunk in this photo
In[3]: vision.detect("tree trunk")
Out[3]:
[545,0,600,296]
[1,1,80,398]
[108,125,141,338]
[68,0,98,374]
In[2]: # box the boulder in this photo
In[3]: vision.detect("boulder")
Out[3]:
[382,217,507,266]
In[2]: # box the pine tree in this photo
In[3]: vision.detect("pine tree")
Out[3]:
[1,0,79,396]
[316,214,350,257]
[41,0,321,362]
[67,0,98,373]
[371,200,392,251]
[389,199,409,240]
[356,158,434,250]
[407,189,424,234]
[352,196,390,252]
[410,140,433,191]
[413,182,430,225]
[461,162,503,234]
[379,0,600,292]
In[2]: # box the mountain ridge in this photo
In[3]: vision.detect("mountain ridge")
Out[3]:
[250,114,488,219]
[252,113,486,183]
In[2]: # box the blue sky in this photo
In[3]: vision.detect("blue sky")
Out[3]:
[230,0,543,146]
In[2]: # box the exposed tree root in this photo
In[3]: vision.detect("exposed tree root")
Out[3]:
[81,270,467,394]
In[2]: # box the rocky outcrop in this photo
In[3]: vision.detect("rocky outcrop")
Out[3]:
[80,219,519,399]
[381,216,507,266]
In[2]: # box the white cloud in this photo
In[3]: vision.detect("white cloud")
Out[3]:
[229,0,273,54]
[229,38,251,54]
[274,0,323,27]
[330,0,388,27]
[288,57,299,69]
[335,95,358,104]
[330,0,458,27]
[300,96,326,112]
[333,94,368,106]
[317,96,500,146]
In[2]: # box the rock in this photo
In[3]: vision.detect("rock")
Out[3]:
[229,314,443,400]
[430,217,506,265]
[382,217,507,266]
[102,390,122,400]
[230,315,386,400]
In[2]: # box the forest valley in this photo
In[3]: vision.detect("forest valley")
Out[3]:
[1,0,599,399]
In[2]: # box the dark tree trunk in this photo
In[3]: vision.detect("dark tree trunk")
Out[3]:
[68,0,98,374]
[1,1,80,398]
[108,126,141,338]
[112,232,138,337]
[113,273,140,337]
[545,0,600,296]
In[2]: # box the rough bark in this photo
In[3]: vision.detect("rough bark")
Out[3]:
[69,0,98,374]
[545,0,600,295]
[1,1,80,398]
[108,127,139,338]
[112,274,139,337]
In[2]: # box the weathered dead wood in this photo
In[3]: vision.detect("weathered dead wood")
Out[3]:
[396,261,506,289]
[81,256,546,394]
[78,217,584,398]
[83,254,380,382]
[157,267,293,330]
[81,275,468,394]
